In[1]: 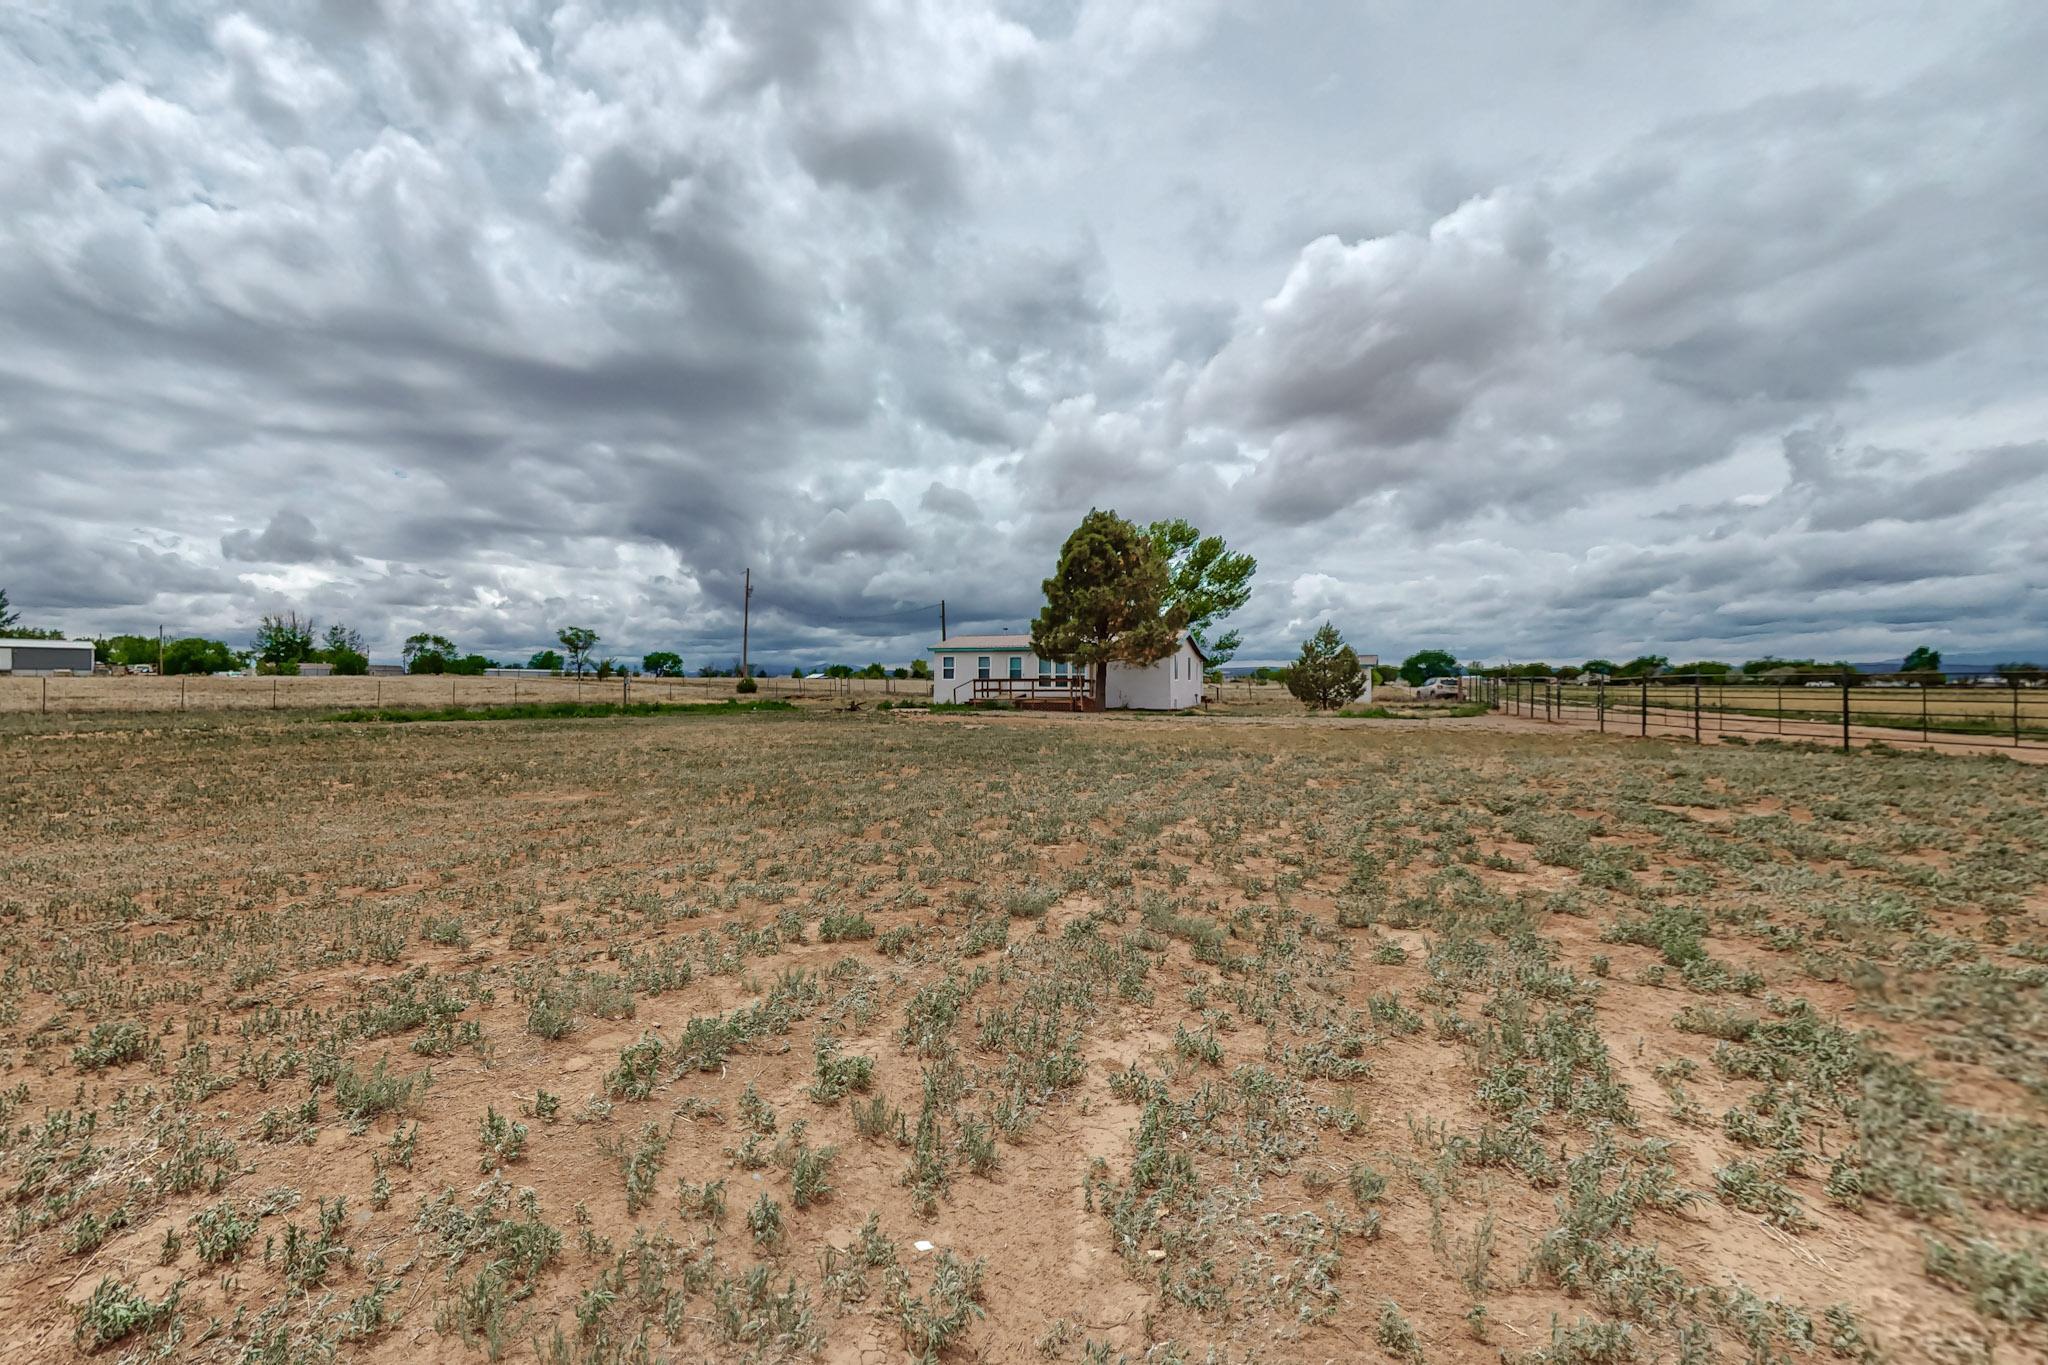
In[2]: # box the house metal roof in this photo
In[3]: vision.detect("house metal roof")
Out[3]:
[931,635,1034,650]
[0,638,97,649]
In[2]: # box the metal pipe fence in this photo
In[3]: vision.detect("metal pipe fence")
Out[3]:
[1465,667,2047,753]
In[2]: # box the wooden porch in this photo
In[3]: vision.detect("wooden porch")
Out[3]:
[968,677,1099,711]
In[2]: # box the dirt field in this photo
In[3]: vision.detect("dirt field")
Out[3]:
[1,709,2043,1363]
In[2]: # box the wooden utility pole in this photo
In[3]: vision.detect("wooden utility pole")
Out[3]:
[940,600,946,642]
[740,568,752,679]
[157,625,164,676]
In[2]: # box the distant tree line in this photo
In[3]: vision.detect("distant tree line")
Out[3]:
[1243,641,2047,705]
[20,578,2036,692]
[1468,647,2043,685]
[2,595,710,682]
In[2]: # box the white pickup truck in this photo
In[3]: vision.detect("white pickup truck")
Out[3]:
[1416,677,1462,700]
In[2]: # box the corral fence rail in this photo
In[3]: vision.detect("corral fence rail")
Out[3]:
[1466,666,2048,753]
[0,671,933,718]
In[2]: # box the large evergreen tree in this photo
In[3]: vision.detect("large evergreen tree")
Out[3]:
[1287,623,1368,710]
[1148,519,1256,666]
[1032,509,1182,707]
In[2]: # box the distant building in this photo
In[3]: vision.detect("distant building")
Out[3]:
[0,637,96,675]
[298,662,334,677]
[367,663,407,676]
[930,633,1210,710]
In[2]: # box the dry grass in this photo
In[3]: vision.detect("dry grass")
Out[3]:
[0,673,928,717]
[1,708,2043,1362]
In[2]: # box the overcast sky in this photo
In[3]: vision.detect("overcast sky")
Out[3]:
[4,1,2045,668]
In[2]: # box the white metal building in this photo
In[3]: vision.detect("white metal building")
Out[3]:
[930,633,1208,710]
[0,638,96,675]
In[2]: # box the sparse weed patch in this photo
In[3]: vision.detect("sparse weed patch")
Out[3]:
[7,691,2047,1361]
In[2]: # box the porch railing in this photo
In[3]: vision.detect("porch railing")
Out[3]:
[968,676,1096,710]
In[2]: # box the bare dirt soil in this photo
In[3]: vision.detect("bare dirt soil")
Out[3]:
[1,709,2042,1363]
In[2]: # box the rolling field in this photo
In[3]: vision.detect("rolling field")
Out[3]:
[0,709,2043,1363]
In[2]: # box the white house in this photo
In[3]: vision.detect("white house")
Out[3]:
[930,633,1209,710]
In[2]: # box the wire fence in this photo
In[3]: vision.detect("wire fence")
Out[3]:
[0,671,935,717]
[1467,667,2048,753]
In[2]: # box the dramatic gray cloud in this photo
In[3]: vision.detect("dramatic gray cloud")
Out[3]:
[221,509,357,565]
[2,1,2044,668]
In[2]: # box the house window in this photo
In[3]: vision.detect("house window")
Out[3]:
[942,656,954,679]
[1038,656,1050,677]
[977,656,990,679]
[1009,656,1022,679]
[1057,661,1068,677]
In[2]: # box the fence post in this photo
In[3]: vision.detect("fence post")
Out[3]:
[1597,683,1605,732]
[1841,670,1851,752]
[1640,679,1647,736]
[41,677,47,715]
[2015,679,2023,748]
[1921,684,1928,743]
[623,675,629,706]
[1693,679,1701,744]
[272,676,279,710]
[181,676,187,711]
